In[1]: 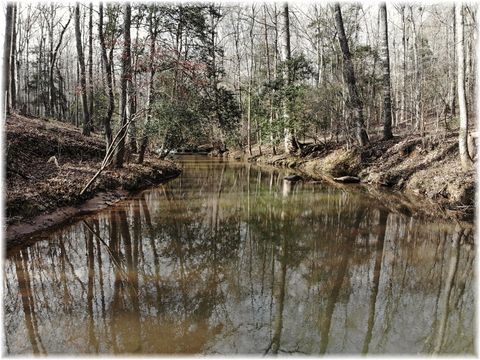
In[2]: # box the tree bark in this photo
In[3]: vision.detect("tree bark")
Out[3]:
[98,3,113,147]
[10,4,17,111]
[3,4,13,115]
[456,4,473,170]
[282,3,297,155]
[273,4,279,154]
[410,6,423,133]
[400,5,406,125]
[75,3,91,136]
[88,3,94,131]
[450,5,457,119]
[139,6,158,164]
[380,3,393,140]
[129,17,140,154]
[333,3,369,146]
[264,5,276,155]
[50,13,71,120]
[115,3,132,168]
[247,5,254,156]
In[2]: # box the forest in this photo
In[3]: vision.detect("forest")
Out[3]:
[3,2,477,157]
[2,1,477,356]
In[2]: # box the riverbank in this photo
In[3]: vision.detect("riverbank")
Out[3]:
[6,114,181,243]
[221,133,476,221]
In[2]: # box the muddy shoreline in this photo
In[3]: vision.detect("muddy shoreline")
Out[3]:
[5,114,182,247]
[219,134,476,223]
[6,172,180,248]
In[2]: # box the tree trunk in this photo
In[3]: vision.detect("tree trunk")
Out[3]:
[410,6,422,133]
[400,5,406,125]
[129,18,140,154]
[50,14,71,120]
[456,4,473,170]
[98,3,114,147]
[264,5,276,155]
[47,5,54,117]
[75,3,91,136]
[115,3,132,168]
[273,4,279,155]
[247,5,255,156]
[233,8,244,149]
[450,5,456,119]
[10,4,17,111]
[380,3,393,140]
[3,4,13,115]
[139,6,157,164]
[282,3,297,155]
[88,3,94,131]
[333,3,369,146]
[25,10,31,115]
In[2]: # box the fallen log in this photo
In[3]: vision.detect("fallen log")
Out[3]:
[333,175,360,183]
[284,174,303,182]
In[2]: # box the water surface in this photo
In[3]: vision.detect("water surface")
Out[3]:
[4,156,475,354]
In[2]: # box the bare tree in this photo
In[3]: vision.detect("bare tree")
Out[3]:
[10,4,17,111]
[98,3,113,147]
[456,4,473,170]
[246,5,255,156]
[115,3,132,168]
[49,11,71,119]
[450,5,456,119]
[282,3,297,154]
[333,3,369,146]
[74,3,91,136]
[138,6,158,164]
[379,3,393,140]
[264,4,276,154]
[400,5,407,126]
[88,3,93,131]
[3,4,14,115]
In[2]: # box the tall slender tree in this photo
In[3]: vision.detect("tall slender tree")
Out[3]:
[379,3,393,140]
[10,4,17,111]
[98,2,113,146]
[88,3,93,131]
[3,4,14,115]
[282,3,297,154]
[115,3,132,168]
[450,5,457,119]
[333,3,369,146]
[263,5,276,155]
[49,12,71,119]
[74,3,91,136]
[399,5,407,125]
[138,5,158,164]
[456,4,473,170]
[246,5,255,156]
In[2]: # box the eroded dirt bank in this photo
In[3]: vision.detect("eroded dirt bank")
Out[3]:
[221,132,475,221]
[6,114,181,243]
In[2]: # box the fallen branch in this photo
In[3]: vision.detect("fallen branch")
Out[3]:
[79,109,146,196]
[333,175,360,183]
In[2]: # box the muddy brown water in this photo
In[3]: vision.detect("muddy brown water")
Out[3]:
[4,155,474,355]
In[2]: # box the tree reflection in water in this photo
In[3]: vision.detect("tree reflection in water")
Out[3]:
[4,156,474,355]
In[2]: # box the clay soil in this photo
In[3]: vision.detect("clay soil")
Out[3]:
[5,114,181,242]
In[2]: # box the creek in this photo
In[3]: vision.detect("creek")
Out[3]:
[4,155,474,354]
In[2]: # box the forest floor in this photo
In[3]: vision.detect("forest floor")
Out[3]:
[221,132,476,222]
[6,114,181,244]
